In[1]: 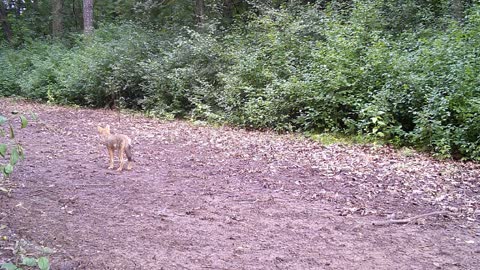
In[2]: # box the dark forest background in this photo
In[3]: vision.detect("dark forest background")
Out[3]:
[1,0,479,160]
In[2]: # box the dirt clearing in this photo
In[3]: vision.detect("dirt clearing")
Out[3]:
[1,98,479,269]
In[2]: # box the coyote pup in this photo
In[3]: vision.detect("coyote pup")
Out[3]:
[97,125,133,171]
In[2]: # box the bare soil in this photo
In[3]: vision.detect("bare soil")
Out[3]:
[1,98,479,269]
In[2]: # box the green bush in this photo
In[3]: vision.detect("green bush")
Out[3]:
[218,7,323,130]
[1,2,480,160]
[51,23,155,108]
[358,7,480,159]
[140,25,226,119]
[0,41,67,100]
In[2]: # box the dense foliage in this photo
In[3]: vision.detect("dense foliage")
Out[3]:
[1,0,479,160]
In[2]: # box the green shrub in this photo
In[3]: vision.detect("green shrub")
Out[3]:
[140,26,226,119]
[1,3,480,160]
[52,23,155,107]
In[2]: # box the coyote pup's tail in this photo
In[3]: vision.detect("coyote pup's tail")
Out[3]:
[125,143,133,162]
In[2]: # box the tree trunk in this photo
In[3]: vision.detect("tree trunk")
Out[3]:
[83,0,94,34]
[0,1,13,43]
[194,0,205,25]
[223,0,234,23]
[72,0,80,31]
[52,0,64,37]
[450,0,471,22]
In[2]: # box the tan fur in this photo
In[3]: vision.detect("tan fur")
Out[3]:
[97,125,133,171]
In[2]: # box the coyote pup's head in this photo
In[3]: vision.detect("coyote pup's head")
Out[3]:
[97,125,111,137]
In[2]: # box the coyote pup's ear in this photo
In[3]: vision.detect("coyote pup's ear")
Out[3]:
[105,125,110,132]
[97,125,103,132]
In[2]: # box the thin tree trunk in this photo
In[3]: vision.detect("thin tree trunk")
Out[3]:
[223,0,234,23]
[0,1,13,43]
[72,0,80,31]
[450,0,471,22]
[83,0,94,34]
[194,0,205,25]
[52,0,64,37]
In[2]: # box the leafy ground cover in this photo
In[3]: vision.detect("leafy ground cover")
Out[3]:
[0,98,479,269]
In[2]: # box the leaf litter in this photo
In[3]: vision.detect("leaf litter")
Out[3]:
[0,98,479,269]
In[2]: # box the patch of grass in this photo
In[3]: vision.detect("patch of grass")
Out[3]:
[400,147,417,158]
[307,132,378,146]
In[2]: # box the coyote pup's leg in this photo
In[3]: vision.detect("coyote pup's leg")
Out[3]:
[117,143,125,171]
[125,144,133,170]
[108,147,115,169]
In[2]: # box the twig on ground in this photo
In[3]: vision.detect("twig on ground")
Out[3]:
[73,184,112,188]
[372,211,449,226]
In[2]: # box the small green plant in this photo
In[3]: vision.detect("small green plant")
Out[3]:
[1,256,50,270]
[400,147,416,157]
[0,113,28,193]
[0,114,27,175]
